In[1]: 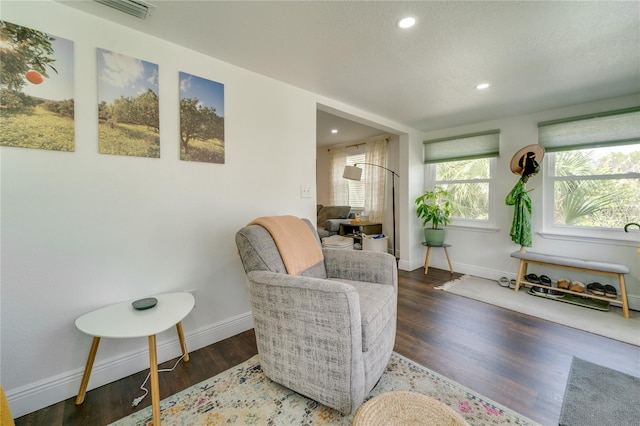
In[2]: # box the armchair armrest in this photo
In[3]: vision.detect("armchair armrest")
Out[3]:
[323,249,397,289]
[245,270,365,413]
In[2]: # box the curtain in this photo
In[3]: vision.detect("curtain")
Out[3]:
[364,138,388,224]
[329,147,349,205]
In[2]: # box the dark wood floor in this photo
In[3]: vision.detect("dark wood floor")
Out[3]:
[15,268,639,426]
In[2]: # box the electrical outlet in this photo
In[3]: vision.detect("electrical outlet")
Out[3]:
[187,289,197,308]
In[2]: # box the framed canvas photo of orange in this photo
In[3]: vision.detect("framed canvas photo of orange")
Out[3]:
[179,72,225,164]
[97,48,160,158]
[0,20,75,152]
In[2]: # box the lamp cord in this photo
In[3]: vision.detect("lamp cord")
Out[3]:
[132,354,186,407]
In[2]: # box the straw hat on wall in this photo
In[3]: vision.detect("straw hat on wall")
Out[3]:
[510,144,545,176]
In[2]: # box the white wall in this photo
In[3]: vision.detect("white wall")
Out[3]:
[408,94,640,310]
[0,1,410,417]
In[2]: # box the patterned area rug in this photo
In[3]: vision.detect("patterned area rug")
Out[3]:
[111,352,539,425]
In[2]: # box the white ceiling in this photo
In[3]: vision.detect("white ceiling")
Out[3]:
[59,0,640,147]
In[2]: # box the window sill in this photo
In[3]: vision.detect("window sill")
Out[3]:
[538,231,640,248]
[447,223,500,233]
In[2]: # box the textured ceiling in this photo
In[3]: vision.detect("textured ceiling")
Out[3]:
[59,0,640,145]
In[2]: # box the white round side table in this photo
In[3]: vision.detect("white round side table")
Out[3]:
[75,292,195,426]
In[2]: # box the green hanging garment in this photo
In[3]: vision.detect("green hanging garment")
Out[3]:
[505,178,532,247]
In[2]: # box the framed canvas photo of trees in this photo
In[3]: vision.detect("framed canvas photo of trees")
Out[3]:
[0,20,74,151]
[97,48,159,158]
[179,72,225,163]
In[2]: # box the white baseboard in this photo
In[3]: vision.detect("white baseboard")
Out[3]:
[7,312,254,418]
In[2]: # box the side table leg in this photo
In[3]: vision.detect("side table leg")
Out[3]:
[175,322,190,362]
[148,335,161,426]
[424,247,432,275]
[76,336,100,405]
[443,247,454,274]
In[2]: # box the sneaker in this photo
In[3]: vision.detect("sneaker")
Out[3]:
[497,277,509,288]
[532,286,547,294]
[547,288,565,298]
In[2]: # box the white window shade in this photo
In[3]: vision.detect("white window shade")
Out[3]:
[538,107,640,152]
[423,130,500,164]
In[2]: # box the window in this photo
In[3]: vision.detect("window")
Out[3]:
[346,153,365,208]
[539,107,640,235]
[431,158,494,220]
[424,130,499,224]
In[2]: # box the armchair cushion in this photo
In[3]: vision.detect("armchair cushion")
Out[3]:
[333,279,396,352]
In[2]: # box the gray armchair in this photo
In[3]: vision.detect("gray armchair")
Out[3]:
[235,218,397,415]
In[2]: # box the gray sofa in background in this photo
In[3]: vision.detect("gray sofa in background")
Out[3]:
[316,205,352,238]
[235,218,397,414]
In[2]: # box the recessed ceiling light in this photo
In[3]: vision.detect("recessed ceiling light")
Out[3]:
[331,129,338,134]
[476,83,490,90]
[398,17,416,29]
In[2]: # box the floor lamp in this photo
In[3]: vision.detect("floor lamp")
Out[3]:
[343,163,399,259]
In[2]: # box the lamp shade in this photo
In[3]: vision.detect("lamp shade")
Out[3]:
[343,165,363,181]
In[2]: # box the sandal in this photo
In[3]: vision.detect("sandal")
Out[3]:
[540,275,552,285]
[586,282,605,296]
[497,277,509,288]
[525,273,540,284]
[604,284,617,298]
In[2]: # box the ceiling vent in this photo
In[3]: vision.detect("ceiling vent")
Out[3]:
[94,0,153,20]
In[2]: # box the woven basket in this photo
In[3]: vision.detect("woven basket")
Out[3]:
[352,391,469,426]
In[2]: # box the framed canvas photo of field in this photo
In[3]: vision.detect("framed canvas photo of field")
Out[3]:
[179,72,225,163]
[0,20,75,151]
[97,48,159,158]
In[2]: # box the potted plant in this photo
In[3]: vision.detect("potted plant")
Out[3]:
[415,186,452,246]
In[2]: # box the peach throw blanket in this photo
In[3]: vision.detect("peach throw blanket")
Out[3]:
[249,216,324,275]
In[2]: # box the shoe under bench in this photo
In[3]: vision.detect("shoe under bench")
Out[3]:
[510,250,630,319]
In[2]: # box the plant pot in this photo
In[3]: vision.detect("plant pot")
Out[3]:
[424,228,445,246]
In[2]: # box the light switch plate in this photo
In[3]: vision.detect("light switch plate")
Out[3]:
[300,185,311,198]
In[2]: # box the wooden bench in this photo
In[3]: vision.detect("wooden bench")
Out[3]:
[511,251,630,319]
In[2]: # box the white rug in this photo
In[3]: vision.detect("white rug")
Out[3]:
[438,275,640,346]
